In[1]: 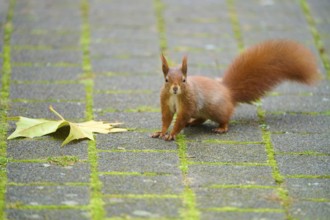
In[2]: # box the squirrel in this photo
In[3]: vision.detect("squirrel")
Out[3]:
[151,39,320,141]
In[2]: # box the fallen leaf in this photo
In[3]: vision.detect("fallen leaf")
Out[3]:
[8,106,127,146]
[7,117,67,139]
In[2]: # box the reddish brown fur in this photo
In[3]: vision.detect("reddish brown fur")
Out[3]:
[152,40,320,141]
[223,40,319,104]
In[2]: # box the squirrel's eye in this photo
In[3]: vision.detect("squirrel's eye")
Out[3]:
[182,78,186,83]
[165,78,169,83]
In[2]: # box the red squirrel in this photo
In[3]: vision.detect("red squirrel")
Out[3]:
[151,40,320,141]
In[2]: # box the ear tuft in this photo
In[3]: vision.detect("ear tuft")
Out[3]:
[161,54,169,75]
[181,55,188,76]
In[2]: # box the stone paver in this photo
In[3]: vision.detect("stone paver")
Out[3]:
[1,0,329,220]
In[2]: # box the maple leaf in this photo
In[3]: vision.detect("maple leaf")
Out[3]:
[8,106,127,146]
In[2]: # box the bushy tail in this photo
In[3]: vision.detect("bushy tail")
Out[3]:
[222,40,320,104]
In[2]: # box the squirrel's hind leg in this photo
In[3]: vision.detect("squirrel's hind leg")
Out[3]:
[212,123,229,134]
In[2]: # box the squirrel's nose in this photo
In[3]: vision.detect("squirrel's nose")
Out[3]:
[173,86,178,93]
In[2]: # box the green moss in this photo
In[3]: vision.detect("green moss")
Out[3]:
[94,107,118,115]
[98,149,176,153]
[83,79,94,120]
[202,139,264,145]
[276,188,293,209]
[191,17,219,24]
[302,198,330,202]
[7,204,88,210]
[180,187,200,220]
[6,201,24,209]
[98,171,165,176]
[103,194,179,199]
[47,156,80,167]
[188,161,269,167]
[12,45,53,51]
[125,106,160,113]
[113,54,131,59]
[12,80,78,85]
[12,45,79,51]
[0,1,16,219]
[0,156,10,167]
[12,98,84,103]
[256,104,293,219]
[12,62,80,68]
[176,135,189,174]
[153,0,167,53]
[226,0,244,51]
[285,175,330,179]
[176,135,201,220]
[7,182,89,187]
[277,151,330,156]
[30,29,48,35]
[300,0,330,79]
[209,184,277,189]
[11,157,86,166]
[100,71,131,77]
[268,92,281,97]
[269,111,327,116]
[80,0,105,219]
[204,207,284,213]
[87,141,105,219]
[95,89,152,95]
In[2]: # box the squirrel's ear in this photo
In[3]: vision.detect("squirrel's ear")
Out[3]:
[181,55,188,76]
[161,54,169,75]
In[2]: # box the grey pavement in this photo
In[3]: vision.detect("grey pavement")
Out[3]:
[0,0,330,219]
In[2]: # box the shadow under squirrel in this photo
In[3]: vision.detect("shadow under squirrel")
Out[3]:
[151,39,321,141]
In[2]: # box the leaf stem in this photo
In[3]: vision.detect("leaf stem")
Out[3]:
[49,105,65,121]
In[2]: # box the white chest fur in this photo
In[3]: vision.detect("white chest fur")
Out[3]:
[168,95,179,113]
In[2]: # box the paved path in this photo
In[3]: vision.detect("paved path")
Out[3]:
[1,0,330,219]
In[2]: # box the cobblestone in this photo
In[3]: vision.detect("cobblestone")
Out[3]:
[1,0,329,219]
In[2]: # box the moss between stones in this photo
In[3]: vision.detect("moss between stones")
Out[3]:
[209,184,277,189]
[12,98,84,103]
[226,1,293,217]
[12,62,80,68]
[300,0,330,79]
[153,0,167,53]
[176,135,201,220]
[0,0,16,219]
[203,139,264,145]
[204,207,284,213]
[285,175,330,179]
[125,105,160,113]
[102,194,180,199]
[47,156,80,167]
[12,80,78,85]
[98,149,176,153]
[98,171,168,176]
[7,182,89,187]
[226,0,244,52]
[257,104,293,219]
[95,90,152,95]
[188,161,269,167]
[80,0,105,219]
[6,204,88,210]
[277,151,330,156]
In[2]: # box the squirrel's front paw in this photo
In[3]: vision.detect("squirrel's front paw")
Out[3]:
[163,134,176,141]
[151,131,166,138]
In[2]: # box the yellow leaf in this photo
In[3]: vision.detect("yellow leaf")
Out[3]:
[109,128,128,133]
[8,106,127,146]
[7,117,67,139]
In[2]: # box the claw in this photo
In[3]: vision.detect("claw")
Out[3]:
[163,134,176,141]
[212,127,228,134]
[151,131,166,138]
